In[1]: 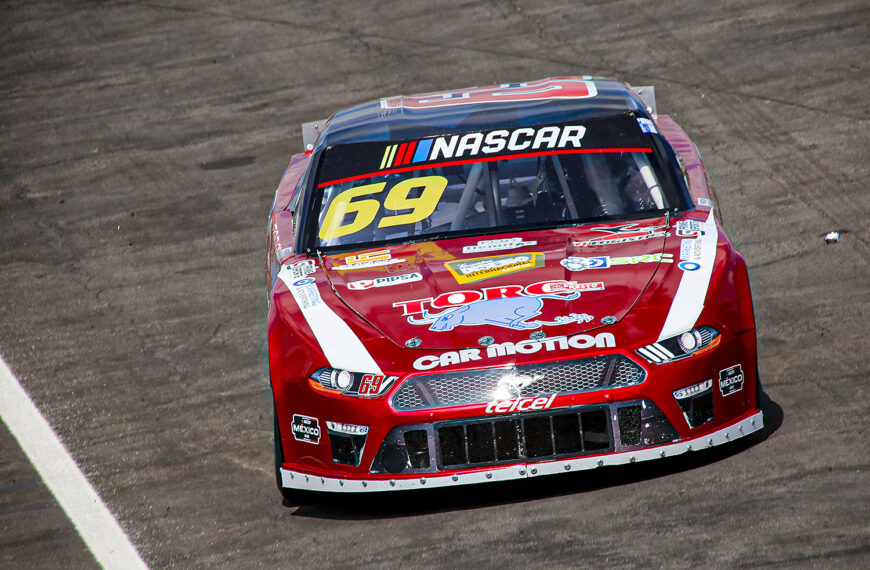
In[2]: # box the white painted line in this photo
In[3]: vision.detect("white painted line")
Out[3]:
[0,355,148,570]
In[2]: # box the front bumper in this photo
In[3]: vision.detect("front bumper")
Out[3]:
[280,409,762,492]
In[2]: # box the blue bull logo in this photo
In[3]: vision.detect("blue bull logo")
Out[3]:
[407,293,582,331]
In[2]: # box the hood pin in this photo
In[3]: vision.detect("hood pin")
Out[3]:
[601,316,617,325]
[530,330,546,340]
[405,337,422,348]
[478,336,494,347]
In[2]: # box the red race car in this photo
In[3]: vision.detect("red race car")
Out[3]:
[266,77,762,497]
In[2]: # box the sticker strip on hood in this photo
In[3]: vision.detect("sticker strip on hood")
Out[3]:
[657,210,719,341]
[277,265,383,374]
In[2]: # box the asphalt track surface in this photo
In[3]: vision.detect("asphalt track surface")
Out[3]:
[1,1,869,568]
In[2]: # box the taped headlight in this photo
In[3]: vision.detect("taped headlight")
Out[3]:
[637,326,719,364]
[310,368,398,396]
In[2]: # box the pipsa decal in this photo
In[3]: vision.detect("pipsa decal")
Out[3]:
[560,253,673,271]
[462,237,537,254]
[394,280,603,332]
[412,332,617,370]
[347,272,423,290]
[572,223,669,247]
[675,219,704,238]
[718,364,744,396]
[332,250,405,270]
[291,414,321,444]
[445,252,544,284]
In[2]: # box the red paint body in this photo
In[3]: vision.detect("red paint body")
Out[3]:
[266,79,760,493]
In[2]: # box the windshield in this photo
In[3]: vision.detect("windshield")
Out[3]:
[312,114,683,249]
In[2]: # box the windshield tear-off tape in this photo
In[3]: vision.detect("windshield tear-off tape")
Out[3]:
[657,210,718,341]
[278,266,382,374]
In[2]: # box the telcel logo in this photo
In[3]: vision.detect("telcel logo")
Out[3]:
[486,393,557,414]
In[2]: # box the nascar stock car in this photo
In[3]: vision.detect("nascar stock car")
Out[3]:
[266,77,762,497]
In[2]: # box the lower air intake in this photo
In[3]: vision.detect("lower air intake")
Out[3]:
[436,407,612,469]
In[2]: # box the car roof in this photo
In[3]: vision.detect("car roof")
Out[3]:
[315,77,649,148]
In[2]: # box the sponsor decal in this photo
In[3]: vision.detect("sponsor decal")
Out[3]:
[358,374,395,396]
[286,259,317,279]
[395,280,602,332]
[445,252,544,284]
[636,117,658,134]
[317,114,654,189]
[486,393,557,414]
[679,237,703,271]
[675,219,704,238]
[381,79,598,110]
[561,253,673,271]
[288,276,322,309]
[412,332,616,370]
[332,250,405,271]
[462,237,537,254]
[718,365,744,396]
[291,414,321,444]
[572,223,669,247]
[697,197,713,207]
[379,124,587,168]
[347,272,423,290]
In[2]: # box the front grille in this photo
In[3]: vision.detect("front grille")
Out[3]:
[436,407,612,469]
[392,355,645,411]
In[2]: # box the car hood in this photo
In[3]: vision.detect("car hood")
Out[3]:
[321,217,672,350]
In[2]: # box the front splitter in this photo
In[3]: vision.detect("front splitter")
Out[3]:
[280,410,763,493]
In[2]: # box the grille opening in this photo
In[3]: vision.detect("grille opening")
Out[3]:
[403,430,430,469]
[690,392,714,428]
[328,430,367,467]
[494,419,520,460]
[439,425,466,467]
[581,410,610,450]
[467,423,496,464]
[617,405,642,446]
[553,413,583,455]
[523,416,554,458]
[392,355,646,411]
[330,434,356,465]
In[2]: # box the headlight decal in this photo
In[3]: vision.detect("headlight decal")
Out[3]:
[637,326,719,364]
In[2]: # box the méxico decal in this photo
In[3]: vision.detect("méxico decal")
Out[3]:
[445,252,544,284]
[291,414,321,444]
[572,223,669,247]
[560,253,673,271]
[718,364,744,396]
[393,280,602,332]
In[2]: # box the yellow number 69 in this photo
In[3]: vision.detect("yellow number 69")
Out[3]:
[319,176,447,241]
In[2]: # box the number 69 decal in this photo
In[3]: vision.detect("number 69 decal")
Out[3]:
[319,175,447,241]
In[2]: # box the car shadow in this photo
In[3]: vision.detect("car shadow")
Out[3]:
[286,390,783,520]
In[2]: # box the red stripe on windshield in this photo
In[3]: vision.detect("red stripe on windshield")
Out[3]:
[317,147,653,188]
